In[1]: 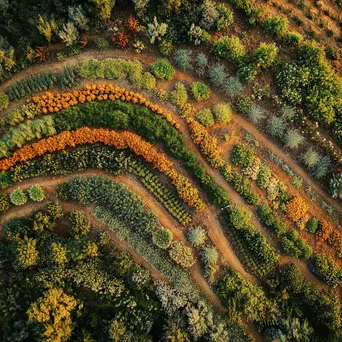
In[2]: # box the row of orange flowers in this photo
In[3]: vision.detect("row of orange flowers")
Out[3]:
[0,127,205,212]
[31,84,180,130]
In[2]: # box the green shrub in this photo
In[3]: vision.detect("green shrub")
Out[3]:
[229,205,251,230]
[69,211,90,236]
[152,227,173,249]
[0,194,10,214]
[302,148,320,168]
[325,46,338,60]
[0,92,9,111]
[267,116,287,138]
[282,31,303,46]
[237,61,258,83]
[174,49,193,71]
[28,184,45,202]
[216,4,234,31]
[234,96,252,114]
[257,205,288,236]
[262,16,288,37]
[169,241,195,268]
[169,82,188,107]
[312,156,330,179]
[150,59,175,80]
[196,108,215,127]
[213,103,232,123]
[10,188,27,206]
[253,43,278,69]
[256,165,272,189]
[187,226,207,247]
[211,36,246,63]
[209,63,227,86]
[158,39,174,56]
[230,144,255,168]
[306,218,319,234]
[190,82,211,101]
[287,229,299,242]
[310,254,342,287]
[94,37,110,50]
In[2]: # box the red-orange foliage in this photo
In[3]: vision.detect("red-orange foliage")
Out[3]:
[79,36,88,48]
[112,32,129,48]
[286,197,308,222]
[32,84,180,129]
[0,128,204,211]
[315,220,334,243]
[127,16,140,32]
[327,230,342,252]
[35,47,48,62]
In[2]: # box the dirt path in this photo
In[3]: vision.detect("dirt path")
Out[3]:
[1,48,340,218]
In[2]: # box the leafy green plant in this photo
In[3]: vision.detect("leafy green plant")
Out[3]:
[94,37,110,50]
[169,241,195,268]
[150,59,175,80]
[262,16,288,37]
[230,144,255,168]
[234,96,252,114]
[306,218,319,234]
[253,43,278,69]
[213,103,232,123]
[10,188,27,206]
[211,36,246,63]
[190,82,211,101]
[28,184,45,202]
[158,39,174,56]
[216,4,234,31]
[196,108,215,127]
[152,227,173,249]
[0,92,9,111]
[169,82,188,107]
[282,31,303,46]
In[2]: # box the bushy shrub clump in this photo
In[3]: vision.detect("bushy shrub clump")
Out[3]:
[310,254,342,287]
[158,39,174,56]
[152,227,173,249]
[169,82,188,107]
[150,59,175,80]
[224,77,242,97]
[306,218,319,234]
[209,63,227,86]
[0,194,10,214]
[262,16,288,37]
[257,205,288,235]
[234,96,252,114]
[28,184,45,202]
[211,36,246,63]
[213,103,232,123]
[10,188,27,206]
[190,82,211,101]
[169,241,195,268]
[69,211,91,236]
[230,144,255,168]
[253,43,278,69]
[282,31,303,46]
[280,229,312,260]
[196,108,215,127]
[94,37,110,50]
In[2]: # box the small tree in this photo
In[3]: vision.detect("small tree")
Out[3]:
[169,241,195,268]
[196,108,215,127]
[148,17,167,44]
[213,103,232,123]
[10,188,28,206]
[187,226,207,247]
[28,184,45,202]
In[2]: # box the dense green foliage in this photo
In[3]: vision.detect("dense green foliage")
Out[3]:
[150,59,175,80]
